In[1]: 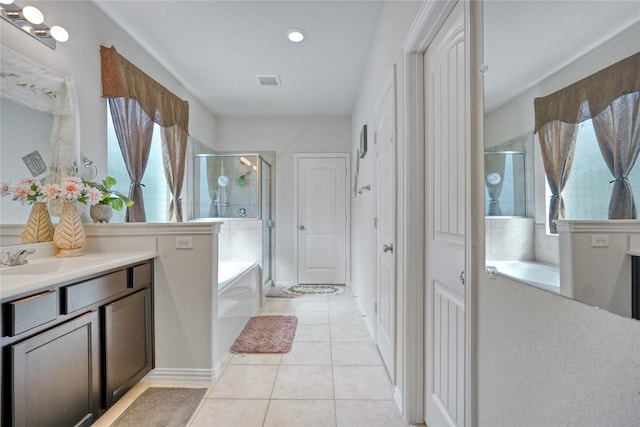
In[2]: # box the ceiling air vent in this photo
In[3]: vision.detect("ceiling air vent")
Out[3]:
[256,74,281,86]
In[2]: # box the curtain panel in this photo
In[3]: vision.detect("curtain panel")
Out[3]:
[101,45,189,222]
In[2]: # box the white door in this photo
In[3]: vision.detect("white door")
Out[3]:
[425,3,467,427]
[375,73,397,377]
[295,155,348,284]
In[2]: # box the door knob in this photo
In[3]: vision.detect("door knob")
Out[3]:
[383,244,394,253]
[299,225,306,231]
[460,270,465,285]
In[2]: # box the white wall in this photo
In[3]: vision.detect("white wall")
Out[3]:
[214,116,351,285]
[0,0,217,223]
[478,274,640,426]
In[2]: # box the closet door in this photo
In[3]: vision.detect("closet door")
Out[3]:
[424,2,468,426]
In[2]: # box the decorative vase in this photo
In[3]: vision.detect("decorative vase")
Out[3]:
[53,201,86,257]
[90,204,113,223]
[20,202,54,243]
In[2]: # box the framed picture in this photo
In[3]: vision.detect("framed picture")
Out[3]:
[360,124,367,158]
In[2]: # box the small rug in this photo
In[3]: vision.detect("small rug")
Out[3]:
[266,286,298,298]
[285,284,345,296]
[231,315,298,353]
[111,387,207,427]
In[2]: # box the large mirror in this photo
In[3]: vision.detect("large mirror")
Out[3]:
[484,1,640,316]
[0,46,81,236]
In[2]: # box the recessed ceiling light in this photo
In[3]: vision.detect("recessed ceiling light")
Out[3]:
[286,28,305,43]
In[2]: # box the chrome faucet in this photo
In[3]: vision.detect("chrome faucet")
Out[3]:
[2,248,36,266]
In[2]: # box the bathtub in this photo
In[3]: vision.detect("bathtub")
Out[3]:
[216,261,260,367]
[487,260,560,293]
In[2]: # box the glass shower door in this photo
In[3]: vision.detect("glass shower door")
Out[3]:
[260,158,274,286]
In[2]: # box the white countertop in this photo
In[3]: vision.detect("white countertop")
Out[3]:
[0,251,157,300]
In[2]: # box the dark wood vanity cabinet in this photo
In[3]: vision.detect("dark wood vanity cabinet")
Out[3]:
[103,287,153,407]
[11,311,100,427]
[0,259,154,427]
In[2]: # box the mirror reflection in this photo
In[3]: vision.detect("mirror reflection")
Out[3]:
[484,0,640,317]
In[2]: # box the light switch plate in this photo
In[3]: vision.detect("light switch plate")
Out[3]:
[175,236,194,249]
[591,234,609,247]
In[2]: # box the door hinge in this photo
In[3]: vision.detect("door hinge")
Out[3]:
[373,217,377,229]
[374,302,378,314]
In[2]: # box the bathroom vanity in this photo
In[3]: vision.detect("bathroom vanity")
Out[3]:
[0,255,155,427]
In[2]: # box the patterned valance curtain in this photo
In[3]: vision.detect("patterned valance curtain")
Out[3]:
[534,52,640,226]
[100,45,189,222]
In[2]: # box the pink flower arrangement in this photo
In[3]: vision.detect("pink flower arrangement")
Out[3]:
[2,176,102,205]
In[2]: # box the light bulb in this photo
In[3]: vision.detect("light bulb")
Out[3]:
[286,28,305,43]
[22,5,43,24]
[0,0,15,5]
[50,25,68,42]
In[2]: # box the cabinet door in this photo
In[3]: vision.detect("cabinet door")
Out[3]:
[11,311,100,427]
[103,288,153,407]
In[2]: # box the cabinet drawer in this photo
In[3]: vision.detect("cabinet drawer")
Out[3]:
[131,262,152,289]
[63,270,127,314]
[7,290,57,336]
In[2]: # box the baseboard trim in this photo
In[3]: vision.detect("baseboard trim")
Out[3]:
[142,368,219,383]
[274,280,294,286]
[393,385,403,412]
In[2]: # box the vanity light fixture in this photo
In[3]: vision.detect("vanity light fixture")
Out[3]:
[286,28,306,43]
[0,1,69,49]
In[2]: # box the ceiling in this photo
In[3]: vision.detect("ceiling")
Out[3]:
[92,1,640,118]
[93,0,385,117]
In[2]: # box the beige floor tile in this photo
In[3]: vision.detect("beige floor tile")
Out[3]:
[329,311,368,326]
[296,300,329,312]
[281,341,332,365]
[333,366,394,400]
[272,365,334,399]
[263,400,336,427]
[259,299,298,313]
[229,353,283,365]
[294,324,331,342]
[330,323,372,342]
[332,342,383,365]
[335,400,409,427]
[189,399,269,427]
[295,311,330,324]
[208,365,278,399]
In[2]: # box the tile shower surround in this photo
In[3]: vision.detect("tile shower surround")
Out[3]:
[94,287,412,427]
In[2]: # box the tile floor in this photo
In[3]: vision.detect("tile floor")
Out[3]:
[95,287,411,427]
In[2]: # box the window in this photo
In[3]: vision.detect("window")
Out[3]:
[107,104,168,223]
[549,118,640,220]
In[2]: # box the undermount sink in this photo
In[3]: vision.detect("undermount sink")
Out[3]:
[0,255,111,276]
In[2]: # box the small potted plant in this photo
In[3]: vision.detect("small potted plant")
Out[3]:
[84,176,133,223]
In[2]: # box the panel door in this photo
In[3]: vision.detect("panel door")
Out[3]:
[424,2,468,427]
[11,311,100,427]
[375,72,397,377]
[103,288,153,407]
[296,156,348,284]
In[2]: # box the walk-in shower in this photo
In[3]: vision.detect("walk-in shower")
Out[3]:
[191,153,274,297]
